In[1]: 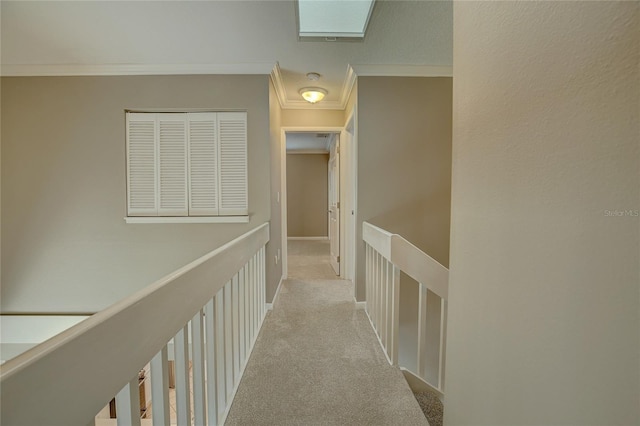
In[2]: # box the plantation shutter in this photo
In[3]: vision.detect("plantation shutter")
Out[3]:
[157,114,188,216]
[218,112,248,216]
[187,113,219,216]
[127,113,157,216]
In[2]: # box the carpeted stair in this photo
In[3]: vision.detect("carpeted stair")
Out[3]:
[413,389,443,426]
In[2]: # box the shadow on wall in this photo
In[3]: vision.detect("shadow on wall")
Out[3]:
[368,188,451,269]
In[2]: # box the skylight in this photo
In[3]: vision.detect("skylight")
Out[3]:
[297,0,376,40]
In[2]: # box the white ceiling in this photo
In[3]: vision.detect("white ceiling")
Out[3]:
[0,0,452,110]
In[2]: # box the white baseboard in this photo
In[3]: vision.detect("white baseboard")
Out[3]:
[354,300,366,310]
[287,236,328,241]
[266,275,284,311]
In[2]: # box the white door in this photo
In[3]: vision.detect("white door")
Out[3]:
[328,137,340,275]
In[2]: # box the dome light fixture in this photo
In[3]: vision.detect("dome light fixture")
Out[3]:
[299,87,327,104]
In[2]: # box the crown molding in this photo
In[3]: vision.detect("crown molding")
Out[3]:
[270,62,289,108]
[351,64,453,77]
[0,62,276,77]
[270,62,357,110]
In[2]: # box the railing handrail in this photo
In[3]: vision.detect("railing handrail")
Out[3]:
[0,222,270,426]
[363,221,448,299]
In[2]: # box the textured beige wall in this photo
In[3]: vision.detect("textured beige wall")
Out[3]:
[356,77,452,301]
[446,2,639,424]
[286,154,329,237]
[266,79,283,302]
[1,75,271,313]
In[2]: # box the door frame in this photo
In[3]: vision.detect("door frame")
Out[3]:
[342,108,358,286]
[280,126,355,285]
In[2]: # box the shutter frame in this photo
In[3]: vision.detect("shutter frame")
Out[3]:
[127,113,158,216]
[126,111,248,219]
[157,113,188,216]
[217,112,248,216]
[188,112,219,216]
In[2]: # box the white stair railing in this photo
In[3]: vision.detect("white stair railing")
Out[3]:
[363,221,449,396]
[0,223,270,426]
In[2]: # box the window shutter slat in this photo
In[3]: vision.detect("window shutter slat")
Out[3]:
[218,112,248,216]
[158,114,188,216]
[127,113,157,216]
[188,113,219,216]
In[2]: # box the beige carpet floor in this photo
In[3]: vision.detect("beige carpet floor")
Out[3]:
[225,240,428,425]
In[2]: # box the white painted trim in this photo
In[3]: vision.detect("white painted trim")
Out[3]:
[270,63,289,110]
[287,236,328,241]
[354,300,366,310]
[340,65,358,107]
[351,64,453,77]
[124,216,249,224]
[1,62,275,77]
[266,275,284,310]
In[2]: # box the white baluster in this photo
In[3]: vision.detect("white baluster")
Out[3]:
[214,290,226,417]
[251,255,257,339]
[204,298,219,426]
[224,281,234,396]
[232,274,241,380]
[239,266,246,367]
[260,246,267,327]
[368,245,373,316]
[380,258,388,349]
[150,346,170,426]
[244,263,251,355]
[115,376,141,426]
[417,283,428,379]
[191,310,206,425]
[439,298,448,391]
[386,260,394,359]
[389,264,400,365]
[174,325,191,425]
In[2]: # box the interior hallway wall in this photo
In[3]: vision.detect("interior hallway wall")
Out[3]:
[446,2,639,424]
[355,77,453,301]
[1,75,271,313]
[286,153,329,238]
[266,78,284,302]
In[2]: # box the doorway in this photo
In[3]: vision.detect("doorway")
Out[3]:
[280,125,357,291]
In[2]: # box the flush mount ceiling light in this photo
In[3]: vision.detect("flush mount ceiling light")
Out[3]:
[299,87,328,104]
[296,0,376,41]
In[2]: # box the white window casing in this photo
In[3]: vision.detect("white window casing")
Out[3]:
[126,111,248,219]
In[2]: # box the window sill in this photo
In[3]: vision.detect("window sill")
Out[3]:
[124,216,249,224]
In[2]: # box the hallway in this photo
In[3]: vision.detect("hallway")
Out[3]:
[225,240,427,425]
